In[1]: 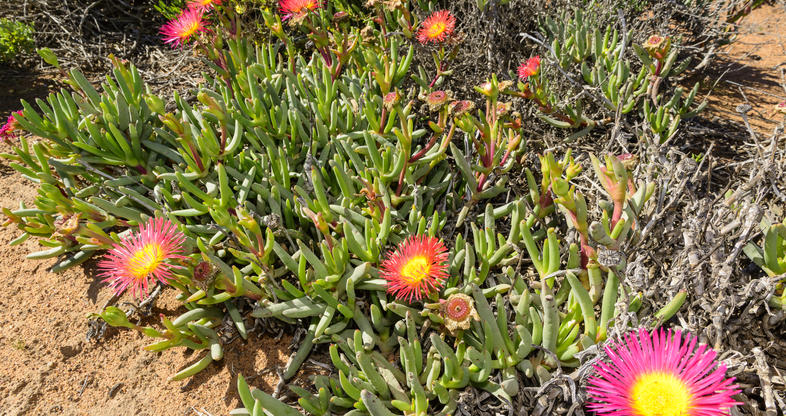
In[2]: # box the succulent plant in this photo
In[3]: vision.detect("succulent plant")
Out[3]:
[743,219,786,308]
[0,1,701,415]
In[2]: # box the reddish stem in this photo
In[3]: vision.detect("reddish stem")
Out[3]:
[409,134,438,163]
[395,160,408,196]
[610,200,623,230]
[378,107,387,134]
[429,60,445,88]
[188,142,204,172]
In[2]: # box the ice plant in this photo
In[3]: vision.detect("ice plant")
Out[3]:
[279,0,322,23]
[98,218,187,300]
[517,56,541,80]
[0,111,21,142]
[380,235,449,302]
[441,293,479,335]
[776,101,786,114]
[187,0,222,12]
[160,7,206,47]
[416,10,456,44]
[586,327,741,416]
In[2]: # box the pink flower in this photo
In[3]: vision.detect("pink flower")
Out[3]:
[586,327,741,416]
[416,10,456,44]
[279,0,322,23]
[0,111,22,142]
[380,235,449,303]
[160,8,206,47]
[187,0,222,12]
[98,218,187,299]
[517,56,541,80]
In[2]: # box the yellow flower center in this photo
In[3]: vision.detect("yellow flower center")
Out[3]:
[401,256,431,284]
[180,20,201,39]
[630,371,692,416]
[128,243,165,279]
[426,22,446,39]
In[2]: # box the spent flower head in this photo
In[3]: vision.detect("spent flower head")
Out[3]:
[416,10,456,44]
[426,90,450,111]
[192,260,217,290]
[98,218,187,299]
[380,235,449,303]
[586,327,740,416]
[279,0,322,23]
[441,293,479,335]
[497,80,514,93]
[643,34,671,60]
[449,100,475,116]
[160,7,207,47]
[495,101,512,117]
[383,90,401,110]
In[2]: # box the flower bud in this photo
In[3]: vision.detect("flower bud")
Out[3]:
[332,11,349,22]
[145,94,165,114]
[100,306,135,329]
[37,47,60,68]
[616,153,637,170]
[506,134,521,153]
[475,81,494,97]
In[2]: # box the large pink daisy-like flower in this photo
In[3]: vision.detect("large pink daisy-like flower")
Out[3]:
[98,218,187,299]
[160,7,206,47]
[380,235,449,303]
[279,0,322,22]
[586,327,741,416]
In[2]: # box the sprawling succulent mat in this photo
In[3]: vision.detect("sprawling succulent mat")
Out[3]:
[2,0,783,414]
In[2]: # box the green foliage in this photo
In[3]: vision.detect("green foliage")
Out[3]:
[153,0,188,20]
[1,1,687,414]
[0,18,35,63]
[744,219,786,308]
[534,8,706,143]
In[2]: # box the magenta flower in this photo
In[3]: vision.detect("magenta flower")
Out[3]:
[517,56,541,80]
[0,111,22,142]
[186,0,222,12]
[98,218,187,299]
[586,327,741,416]
[160,7,206,47]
